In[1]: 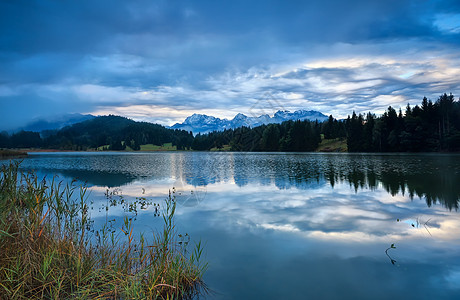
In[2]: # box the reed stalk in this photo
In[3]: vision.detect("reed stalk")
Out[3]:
[0,161,207,299]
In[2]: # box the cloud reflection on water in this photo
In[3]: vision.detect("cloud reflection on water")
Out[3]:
[14,152,460,299]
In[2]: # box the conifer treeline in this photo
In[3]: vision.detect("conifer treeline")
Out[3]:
[192,120,321,151]
[0,93,459,152]
[190,93,460,152]
[343,93,460,152]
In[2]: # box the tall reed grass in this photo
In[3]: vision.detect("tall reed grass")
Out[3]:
[0,161,207,299]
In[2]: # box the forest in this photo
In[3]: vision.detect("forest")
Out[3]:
[184,92,460,152]
[0,116,194,151]
[0,93,459,152]
[343,93,460,152]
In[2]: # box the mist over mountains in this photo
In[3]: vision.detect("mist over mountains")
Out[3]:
[171,110,328,134]
[13,114,95,133]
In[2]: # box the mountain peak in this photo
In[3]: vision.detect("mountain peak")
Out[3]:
[171,109,328,135]
[232,113,248,120]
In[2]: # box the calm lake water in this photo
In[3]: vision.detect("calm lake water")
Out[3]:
[7,152,460,299]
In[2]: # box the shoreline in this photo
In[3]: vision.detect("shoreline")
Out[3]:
[0,149,28,158]
[3,148,460,155]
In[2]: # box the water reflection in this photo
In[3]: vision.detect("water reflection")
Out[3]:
[18,152,460,210]
[6,152,460,299]
[37,168,136,187]
[180,182,460,299]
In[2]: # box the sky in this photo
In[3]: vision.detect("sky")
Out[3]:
[1,0,460,131]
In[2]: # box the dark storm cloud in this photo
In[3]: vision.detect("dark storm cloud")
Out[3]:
[1,0,453,76]
[1,0,460,129]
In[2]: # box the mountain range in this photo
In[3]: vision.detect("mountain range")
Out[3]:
[9,110,329,136]
[171,110,328,134]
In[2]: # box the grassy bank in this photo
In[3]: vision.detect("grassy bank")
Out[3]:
[140,143,177,151]
[210,145,232,152]
[0,162,206,299]
[95,143,178,151]
[316,138,348,152]
[0,149,28,158]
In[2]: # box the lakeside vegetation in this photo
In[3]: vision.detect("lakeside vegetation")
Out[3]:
[140,143,177,151]
[316,137,347,152]
[0,149,28,158]
[0,93,459,153]
[0,162,206,299]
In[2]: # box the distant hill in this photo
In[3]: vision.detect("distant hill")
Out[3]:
[43,115,193,150]
[171,110,328,134]
[19,113,96,132]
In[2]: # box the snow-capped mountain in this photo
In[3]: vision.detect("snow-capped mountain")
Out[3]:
[171,110,328,134]
[170,113,231,134]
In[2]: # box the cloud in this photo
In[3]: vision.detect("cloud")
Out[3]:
[1,0,460,130]
[434,13,460,34]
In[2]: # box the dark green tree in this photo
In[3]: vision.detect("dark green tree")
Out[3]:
[261,124,280,151]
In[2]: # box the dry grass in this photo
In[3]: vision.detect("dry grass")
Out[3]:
[140,143,177,151]
[0,149,28,158]
[316,138,348,152]
[0,162,207,299]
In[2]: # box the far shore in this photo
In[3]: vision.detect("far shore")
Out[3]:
[0,149,28,158]
[21,148,80,152]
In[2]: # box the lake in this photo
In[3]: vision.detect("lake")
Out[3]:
[8,152,460,299]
